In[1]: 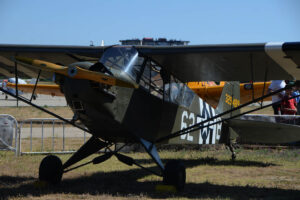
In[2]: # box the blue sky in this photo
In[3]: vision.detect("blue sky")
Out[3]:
[0,0,299,46]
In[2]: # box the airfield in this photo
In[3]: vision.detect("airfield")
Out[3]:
[1,148,300,199]
[0,94,300,199]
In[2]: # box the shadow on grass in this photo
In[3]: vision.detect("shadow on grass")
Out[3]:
[0,158,293,199]
[130,157,276,168]
[0,168,299,199]
[161,157,276,167]
[0,175,35,184]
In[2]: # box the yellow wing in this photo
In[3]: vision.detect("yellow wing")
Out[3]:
[188,81,271,108]
[6,82,63,96]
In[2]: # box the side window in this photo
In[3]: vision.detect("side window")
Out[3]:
[150,65,163,99]
[139,61,164,99]
[138,59,195,106]
[164,75,195,107]
[139,62,151,91]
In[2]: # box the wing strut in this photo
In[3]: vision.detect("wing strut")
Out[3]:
[260,67,269,107]
[250,53,255,101]
[30,70,41,102]
[14,59,18,107]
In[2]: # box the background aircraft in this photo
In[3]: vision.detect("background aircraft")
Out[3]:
[0,78,27,99]
[0,42,300,190]
[188,81,271,107]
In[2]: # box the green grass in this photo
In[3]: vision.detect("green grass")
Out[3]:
[1,148,300,199]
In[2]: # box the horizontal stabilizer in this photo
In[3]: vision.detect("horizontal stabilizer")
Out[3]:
[228,116,300,144]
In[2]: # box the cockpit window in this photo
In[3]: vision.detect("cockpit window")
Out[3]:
[99,47,144,82]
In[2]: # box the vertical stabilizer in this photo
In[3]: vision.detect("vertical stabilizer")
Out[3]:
[216,81,240,117]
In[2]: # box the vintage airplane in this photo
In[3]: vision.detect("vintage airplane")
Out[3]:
[188,81,271,107]
[5,82,64,97]
[0,78,27,99]
[0,42,300,190]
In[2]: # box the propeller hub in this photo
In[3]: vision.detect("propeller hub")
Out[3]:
[68,66,78,77]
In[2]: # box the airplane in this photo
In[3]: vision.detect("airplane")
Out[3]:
[0,78,27,99]
[5,82,64,97]
[0,42,300,191]
[187,81,271,108]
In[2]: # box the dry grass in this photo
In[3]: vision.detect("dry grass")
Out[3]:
[20,137,91,153]
[0,107,73,121]
[0,98,294,199]
[1,148,300,199]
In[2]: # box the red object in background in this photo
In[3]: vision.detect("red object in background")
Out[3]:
[281,96,297,115]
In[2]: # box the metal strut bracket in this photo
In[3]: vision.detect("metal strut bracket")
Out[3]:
[139,138,164,171]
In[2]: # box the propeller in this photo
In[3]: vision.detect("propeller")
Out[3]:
[14,56,139,89]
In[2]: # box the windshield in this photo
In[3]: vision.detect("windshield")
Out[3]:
[99,47,144,82]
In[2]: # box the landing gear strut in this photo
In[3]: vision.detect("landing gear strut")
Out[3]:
[38,136,187,191]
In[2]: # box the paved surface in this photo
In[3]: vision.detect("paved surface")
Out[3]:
[0,93,67,107]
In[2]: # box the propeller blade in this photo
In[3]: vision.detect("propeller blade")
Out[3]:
[14,57,138,88]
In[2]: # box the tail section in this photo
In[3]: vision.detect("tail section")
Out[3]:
[216,81,240,117]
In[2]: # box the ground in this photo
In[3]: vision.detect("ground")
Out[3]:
[0,103,296,199]
[1,148,300,200]
[0,107,73,120]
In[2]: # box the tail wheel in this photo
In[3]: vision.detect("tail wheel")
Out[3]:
[163,160,186,191]
[39,155,63,184]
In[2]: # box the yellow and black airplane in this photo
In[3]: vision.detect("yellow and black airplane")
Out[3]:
[0,42,300,190]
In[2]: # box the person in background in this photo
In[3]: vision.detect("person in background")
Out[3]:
[281,86,297,115]
[292,85,300,115]
[267,80,286,115]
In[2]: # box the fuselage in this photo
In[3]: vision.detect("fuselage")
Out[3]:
[61,77,222,145]
[59,46,223,145]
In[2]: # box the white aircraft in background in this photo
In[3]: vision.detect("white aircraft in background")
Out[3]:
[0,78,27,99]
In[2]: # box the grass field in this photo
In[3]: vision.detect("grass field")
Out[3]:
[0,107,73,121]
[0,103,295,199]
[1,148,300,200]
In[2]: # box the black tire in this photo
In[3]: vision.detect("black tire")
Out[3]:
[39,155,63,184]
[163,160,186,191]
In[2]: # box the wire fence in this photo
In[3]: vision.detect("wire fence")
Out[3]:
[17,118,90,156]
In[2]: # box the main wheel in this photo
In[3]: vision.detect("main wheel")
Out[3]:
[39,155,63,184]
[163,160,186,191]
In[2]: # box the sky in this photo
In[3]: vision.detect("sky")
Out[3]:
[0,0,299,46]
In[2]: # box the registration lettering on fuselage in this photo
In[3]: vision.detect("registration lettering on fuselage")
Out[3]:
[180,99,222,144]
